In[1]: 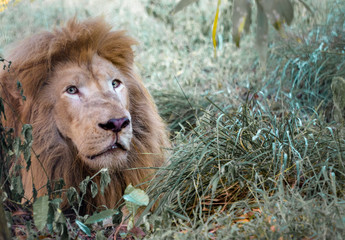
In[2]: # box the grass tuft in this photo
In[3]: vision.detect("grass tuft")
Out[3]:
[147,100,345,238]
[152,88,210,133]
[264,0,345,120]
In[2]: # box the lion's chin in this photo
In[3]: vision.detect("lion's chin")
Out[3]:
[79,148,128,170]
[87,142,127,160]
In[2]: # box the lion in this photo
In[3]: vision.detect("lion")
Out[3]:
[0,17,169,214]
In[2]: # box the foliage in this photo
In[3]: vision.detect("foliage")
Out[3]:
[29,178,147,239]
[123,184,149,230]
[146,99,345,239]
[172,0,297,58]
[264,0,345,119]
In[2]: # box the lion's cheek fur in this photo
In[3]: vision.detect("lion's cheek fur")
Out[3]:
[53,103,75,140]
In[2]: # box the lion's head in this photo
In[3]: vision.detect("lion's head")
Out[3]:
[0,17,169,213]
[52,54,134,170]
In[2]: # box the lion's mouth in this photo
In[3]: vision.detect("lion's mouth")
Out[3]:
[87,142,126,160]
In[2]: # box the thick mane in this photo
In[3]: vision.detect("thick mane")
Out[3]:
[0,17,168,213]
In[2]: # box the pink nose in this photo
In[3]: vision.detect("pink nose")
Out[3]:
[98,117,130,133]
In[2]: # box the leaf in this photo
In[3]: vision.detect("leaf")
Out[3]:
[95,231,107,240]
[100,168,111,195]
[124,185,149,227]
[75,220,91,236]
[171,0,198,14]
[255,0,269,63]
[21,124,33,169]
[112,209,123,225]
[166,208,190,221]
[67,187,79,204]
[50,198,63,210]
[53,208,68,238]
[0,98,5,120]
[85,209,118,224]
[13,137,21,157]
[257,0,293,30]
[123,184,149,207]
[90,181,98,198]
[10,176,24,202]
[33,195,50,231]
[128,217,134,231]
[53,178,65,192]
[23,148,31,170]
[21,124,33,145]
[79,176,90,194]
[275,0,294,25]
[232,0,252,47]
[212,0,221,57]
[16,80,22,89]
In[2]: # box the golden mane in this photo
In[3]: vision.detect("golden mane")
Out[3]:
[0,17,169,213]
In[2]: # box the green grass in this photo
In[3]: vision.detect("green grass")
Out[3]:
[145,102,345,239]
[263,0,345,120]
[1,0,345,239]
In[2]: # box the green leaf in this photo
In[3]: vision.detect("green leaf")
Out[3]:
[21,124,33,145]
[50,198,63,210]
[53,208,68,238]
[124,185,149,223]
[23,148,31,170]
[112,209,123,225]
[76,220,91,236]
[67,187,79,204]
[33,195,50,231]
[171,0,198,14]
[166,208,190,221]
[16,80,22,89]
[232,0,252,47]
[100,168,111,195]
[85,209,118,224]
[21,125,33,170]
[95,231,107,240]
[79,176,90,194]
[10,175,24,202]
[90,181,98,198]
[123,184,149,207]
[13,137,21,157]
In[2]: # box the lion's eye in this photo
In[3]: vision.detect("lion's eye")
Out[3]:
[66,86,78,94]
[112,79,121,89]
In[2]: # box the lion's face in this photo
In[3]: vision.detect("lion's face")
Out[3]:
[49,55,132,169]
[1,17,169,212]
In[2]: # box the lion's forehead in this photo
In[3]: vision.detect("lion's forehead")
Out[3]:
[53,56,124,86]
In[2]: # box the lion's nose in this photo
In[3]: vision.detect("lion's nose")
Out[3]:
[98,117,130,133]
